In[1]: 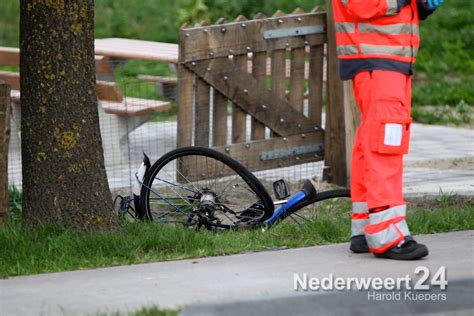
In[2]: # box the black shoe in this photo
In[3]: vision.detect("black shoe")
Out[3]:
[350,235,369,253]
[375,236,429,260]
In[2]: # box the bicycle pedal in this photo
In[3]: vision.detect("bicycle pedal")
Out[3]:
[273,179,290,200]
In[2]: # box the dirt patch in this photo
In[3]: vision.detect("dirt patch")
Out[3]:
[406,156,474,170]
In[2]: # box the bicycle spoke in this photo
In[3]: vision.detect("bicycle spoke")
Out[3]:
[174,164,202,195]
[150,196,200,201]
[154,176,198,194]
[215,177,240,200]
[146,184,193,219]
[157,173,194,208]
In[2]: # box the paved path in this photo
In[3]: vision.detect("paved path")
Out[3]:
[404,124,474,196]
[1,230,473,315]
[8,121,474,194]
[181,278,474,316]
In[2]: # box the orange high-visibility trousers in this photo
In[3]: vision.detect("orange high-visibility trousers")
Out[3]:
[351,70,412,210]
[350,70,413,252]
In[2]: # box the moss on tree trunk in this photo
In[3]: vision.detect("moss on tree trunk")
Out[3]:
[20,0,118,230]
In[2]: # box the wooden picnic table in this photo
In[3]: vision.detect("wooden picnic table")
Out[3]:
[0,38,179,65]
[94,38,179,63]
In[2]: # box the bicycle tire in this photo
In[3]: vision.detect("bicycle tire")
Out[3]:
[140,146,274,229]
[280,188,351,221]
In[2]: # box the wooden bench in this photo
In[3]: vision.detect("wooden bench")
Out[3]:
[137,75,178,101]
[95,80,172,116]
[0,46,172,117]
[0,70,171,116]
[2,39,181,172]
[0,47,19,67]
[0,47,171,166]
[95,38,179,63]
[0,71,19,91]
[0,46,116,78]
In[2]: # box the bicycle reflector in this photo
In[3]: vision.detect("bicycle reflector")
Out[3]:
[273,179,290,200]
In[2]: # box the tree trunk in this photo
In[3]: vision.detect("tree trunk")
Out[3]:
[20,0,118,230]
[0,83,11,224]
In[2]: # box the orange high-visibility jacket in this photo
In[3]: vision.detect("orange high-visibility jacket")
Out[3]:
[333,0,434,80]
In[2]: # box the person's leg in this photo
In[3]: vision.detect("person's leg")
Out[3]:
[349,72,370,253]
[364,70,410,209]
[361,70,427,259]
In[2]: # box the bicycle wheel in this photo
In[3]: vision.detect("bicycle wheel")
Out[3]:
[140,146,274,229]
[281,188,351,221]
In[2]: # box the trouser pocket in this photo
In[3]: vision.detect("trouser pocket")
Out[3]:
[371,116,412,155]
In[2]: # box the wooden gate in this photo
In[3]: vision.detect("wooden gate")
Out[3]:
[177,6,350,185]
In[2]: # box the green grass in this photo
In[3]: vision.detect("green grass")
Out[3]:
[7,186,22,223]
[413,0,474,106]
[98,306,179,316]
[0,65,19,72]
[1,196,472,278]
[131,307,178,316]
[412,100,473,126]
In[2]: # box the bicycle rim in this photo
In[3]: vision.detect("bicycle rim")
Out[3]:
[140,147,274,230]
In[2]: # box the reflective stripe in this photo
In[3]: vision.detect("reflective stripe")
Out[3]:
[365,222,403,253]
[386,0,399,15]
[360,44,416,57]
[337,44,418,57]
[340,0,398,14]
[352,202,368,214]
[359,23,419,36]
[369,205,406,225]
[335,22,355,33]
[395,219,411,236]
[413,25,420,36]
[352,218,369,236]
[352,203,369,237]
[337,45,358,56]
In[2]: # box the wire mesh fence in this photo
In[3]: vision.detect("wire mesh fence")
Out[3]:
[7,8,339,196]
[7,61,326,195]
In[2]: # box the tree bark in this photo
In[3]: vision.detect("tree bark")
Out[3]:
[0,82,11,224]
[20,0,118,230]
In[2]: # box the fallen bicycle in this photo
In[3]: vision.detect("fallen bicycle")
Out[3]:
[114,146,350,230]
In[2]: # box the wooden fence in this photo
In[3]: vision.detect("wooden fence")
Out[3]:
[177,3,356,186]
